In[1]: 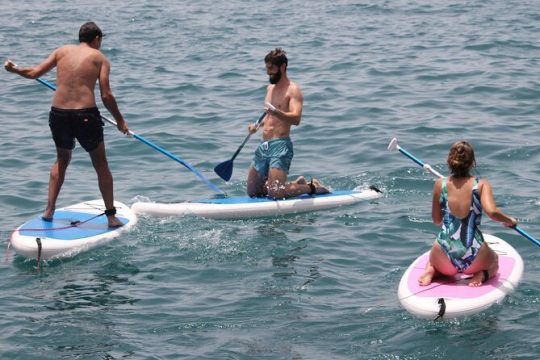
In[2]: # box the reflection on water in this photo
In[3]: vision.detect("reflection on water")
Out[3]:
[3,260,142,359]
[47,264,140,311]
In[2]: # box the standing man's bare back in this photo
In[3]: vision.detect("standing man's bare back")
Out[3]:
[53,44,108,109]
[5,22,128,227]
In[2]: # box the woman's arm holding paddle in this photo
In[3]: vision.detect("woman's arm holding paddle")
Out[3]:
[479,180,517,227]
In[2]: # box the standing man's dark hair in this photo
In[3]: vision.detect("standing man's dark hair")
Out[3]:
[4,22,129,227]
[79,22,104,43]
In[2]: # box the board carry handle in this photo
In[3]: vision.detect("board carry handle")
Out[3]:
[387,137,540,248]
[34,77,224,194]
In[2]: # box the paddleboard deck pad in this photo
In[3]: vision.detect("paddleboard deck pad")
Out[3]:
[131,186,381,219]
[398,234,523,319]
[10,200,137,260]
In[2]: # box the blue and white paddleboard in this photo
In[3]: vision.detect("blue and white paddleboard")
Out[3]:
[131,186,381,219]
[10,200,137,260]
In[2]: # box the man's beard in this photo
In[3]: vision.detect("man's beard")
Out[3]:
[269,70,282,84]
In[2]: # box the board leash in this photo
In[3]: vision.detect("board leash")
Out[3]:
[17,212,106,232]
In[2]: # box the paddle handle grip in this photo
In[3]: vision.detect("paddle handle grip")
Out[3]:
[265,102,276,112]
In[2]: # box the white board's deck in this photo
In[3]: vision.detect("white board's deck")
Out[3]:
[131,187,381,219]
[398,234,523,319]
[10,200,137,260]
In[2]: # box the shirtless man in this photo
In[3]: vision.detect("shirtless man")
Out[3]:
[5,22,128,227]
[246,48,329,199]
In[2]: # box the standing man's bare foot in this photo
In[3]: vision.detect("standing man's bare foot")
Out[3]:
[42,207,55,222]
[104,207,124,228]
[107,216,124,228]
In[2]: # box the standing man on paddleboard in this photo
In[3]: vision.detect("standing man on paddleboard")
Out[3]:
[247,48,329,199]
[4,21,128,227]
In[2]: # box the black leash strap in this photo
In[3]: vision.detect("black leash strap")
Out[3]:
[104,207,117,216]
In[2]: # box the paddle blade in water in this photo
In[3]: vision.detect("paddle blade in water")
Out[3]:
[214,160,233,181]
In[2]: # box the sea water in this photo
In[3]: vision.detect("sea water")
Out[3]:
[1,1,539,359]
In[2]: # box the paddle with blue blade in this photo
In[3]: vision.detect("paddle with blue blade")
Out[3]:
[387,137,540,248]
[34,77,224,194]
[214,112,267,181]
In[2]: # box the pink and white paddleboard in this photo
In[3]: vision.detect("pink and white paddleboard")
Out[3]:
[398,234,523,319]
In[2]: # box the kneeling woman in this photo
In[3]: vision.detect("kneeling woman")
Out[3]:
[419,141,517,287]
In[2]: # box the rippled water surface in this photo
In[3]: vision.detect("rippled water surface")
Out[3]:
[1,1,539,359]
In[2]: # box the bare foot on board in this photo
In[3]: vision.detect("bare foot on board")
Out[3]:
[418,266,436,286]
[42,207,55,222]
[311,178,330,195]
[107,216,125,228]
[293,176,307,185]
[468,270,489,287]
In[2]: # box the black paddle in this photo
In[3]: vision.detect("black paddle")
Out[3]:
[214,112,267,181]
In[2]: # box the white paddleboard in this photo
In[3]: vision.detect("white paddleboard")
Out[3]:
[398,234,523,319]
[131,186,381,220]
[10,200,137,260]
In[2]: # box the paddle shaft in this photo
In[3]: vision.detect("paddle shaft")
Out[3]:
[512,225,540,247]
[396,144,444,178]
[230,112,266,162]
[391,139,540,248]
[35,77,224,194]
